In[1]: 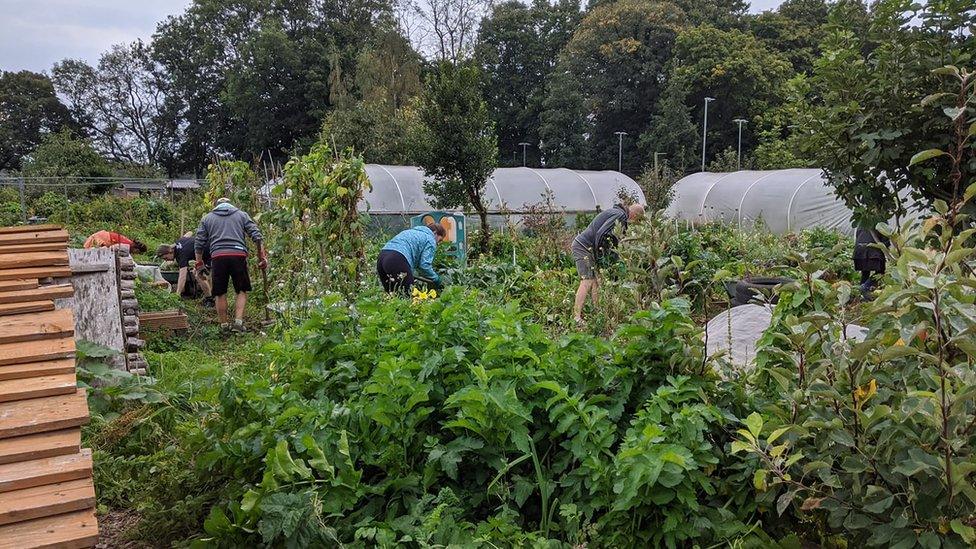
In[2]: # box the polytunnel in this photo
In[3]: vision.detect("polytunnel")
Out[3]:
[361,165,645,215]
[664,169,856,235]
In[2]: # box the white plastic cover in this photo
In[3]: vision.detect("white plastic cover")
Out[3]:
[664,169,856,235]
[361,165,645,214]
[706,304,867,373]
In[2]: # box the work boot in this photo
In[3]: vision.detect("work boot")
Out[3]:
[231,319,247,333]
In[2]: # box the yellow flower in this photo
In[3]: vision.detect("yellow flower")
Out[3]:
[894,338,905,346]
[412,287,435,304]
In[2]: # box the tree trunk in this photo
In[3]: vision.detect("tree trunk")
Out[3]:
[478,206,490,252]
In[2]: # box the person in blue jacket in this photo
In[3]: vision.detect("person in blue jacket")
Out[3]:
[377,223,447,294]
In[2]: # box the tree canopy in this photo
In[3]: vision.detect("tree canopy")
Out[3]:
[416,62,498,247]
[4,0,971,227]
[0,71,74,171]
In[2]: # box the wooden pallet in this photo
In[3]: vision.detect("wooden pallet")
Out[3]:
[139,309,190,330]
[0,224,98,547]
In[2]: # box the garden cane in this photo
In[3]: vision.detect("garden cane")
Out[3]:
[260,264,273,327]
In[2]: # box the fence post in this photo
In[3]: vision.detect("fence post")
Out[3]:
[18,177,26,223]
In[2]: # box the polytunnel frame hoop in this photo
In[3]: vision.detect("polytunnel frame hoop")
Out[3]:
[735,171,785,229]
[568,170,600,210]
[375,164,408,213]
[698,172,738,219]
[785,172,823,232]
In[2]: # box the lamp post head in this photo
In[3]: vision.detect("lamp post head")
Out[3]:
[614,131,627,137]
[733,118,747,124]
[518,142,530,147]
[704,97,715,103]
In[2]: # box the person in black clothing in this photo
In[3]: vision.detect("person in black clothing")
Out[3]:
[853,227,889,297]
[156,234,212,299]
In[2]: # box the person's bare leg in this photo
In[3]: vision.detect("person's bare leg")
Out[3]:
[574,279,592,321]
[216,295,229,324]
[234,292,248,322]
[590,278,600,306]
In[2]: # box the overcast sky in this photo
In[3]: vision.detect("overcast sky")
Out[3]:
[0,0,786,73]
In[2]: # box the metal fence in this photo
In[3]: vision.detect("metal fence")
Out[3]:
[0,177,206,224]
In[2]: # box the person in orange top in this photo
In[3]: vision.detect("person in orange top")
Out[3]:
[83,230,147,253]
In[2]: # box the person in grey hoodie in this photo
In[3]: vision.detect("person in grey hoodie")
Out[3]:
[571,203,645,323]
[194,198,267,332]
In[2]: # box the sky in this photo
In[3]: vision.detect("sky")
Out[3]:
[0,0,786,73]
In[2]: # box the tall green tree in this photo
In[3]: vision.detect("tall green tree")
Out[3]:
[475,0,581,167]
[541,0,686,173]
[321,28,424,165]
[639,83,700,173]
[0,71,74,171]
[539,69,588,168]
[416,62,498,248]
[21,130,113,179]
[152,0,398,173]
[53,41,182,172]
[750,0,829,75]
[669,0,747,29]
[661,24,794,171]
[801,0,975,221]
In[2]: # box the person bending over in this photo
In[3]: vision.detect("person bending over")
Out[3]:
[156,235,212,300]
[83,230,147,254]
[194,198,267,332]
[571,203,645,323]
[377,223,446,294]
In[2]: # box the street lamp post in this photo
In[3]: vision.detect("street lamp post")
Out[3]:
[518,142,530,167]
[732,118,747,171]
[614,131,627,172]
[701,97,715,171]
[654,152,666,175]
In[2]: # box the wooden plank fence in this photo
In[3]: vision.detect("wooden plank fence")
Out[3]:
[0,224,98,548]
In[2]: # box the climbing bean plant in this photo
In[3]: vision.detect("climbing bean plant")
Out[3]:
[265,143,370,320]
[204,160,263,216]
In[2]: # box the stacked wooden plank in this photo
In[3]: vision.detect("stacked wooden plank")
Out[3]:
[0,224,99,548]
[138,309,190,331]
[115,247,148,374]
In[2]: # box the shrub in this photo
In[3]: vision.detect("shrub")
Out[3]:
[193,289,766,547]
[739,200,976,547]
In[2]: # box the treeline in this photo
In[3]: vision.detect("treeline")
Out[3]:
[0,0,972,204]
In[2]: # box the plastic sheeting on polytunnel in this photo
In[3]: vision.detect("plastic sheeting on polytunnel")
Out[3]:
[361,165,645,214]
[664,169,855,235]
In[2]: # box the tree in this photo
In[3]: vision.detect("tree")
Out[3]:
[416,62,498,249]
[52,41,182,172]
[639,83,700,173]
[541,0,687,173]
[539,69,588,168]
[664,25,794,170]
[321,99,421,165]
[0,71,74,171]
[801,0,975,222]
[669,0,747,29]
[20,130,113,179]
[153,0,399,173]
[752,75,816,169]
[749,0,829,75]
[406,0,491,62]
[322,27,424,165]
[475,0,581,166]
